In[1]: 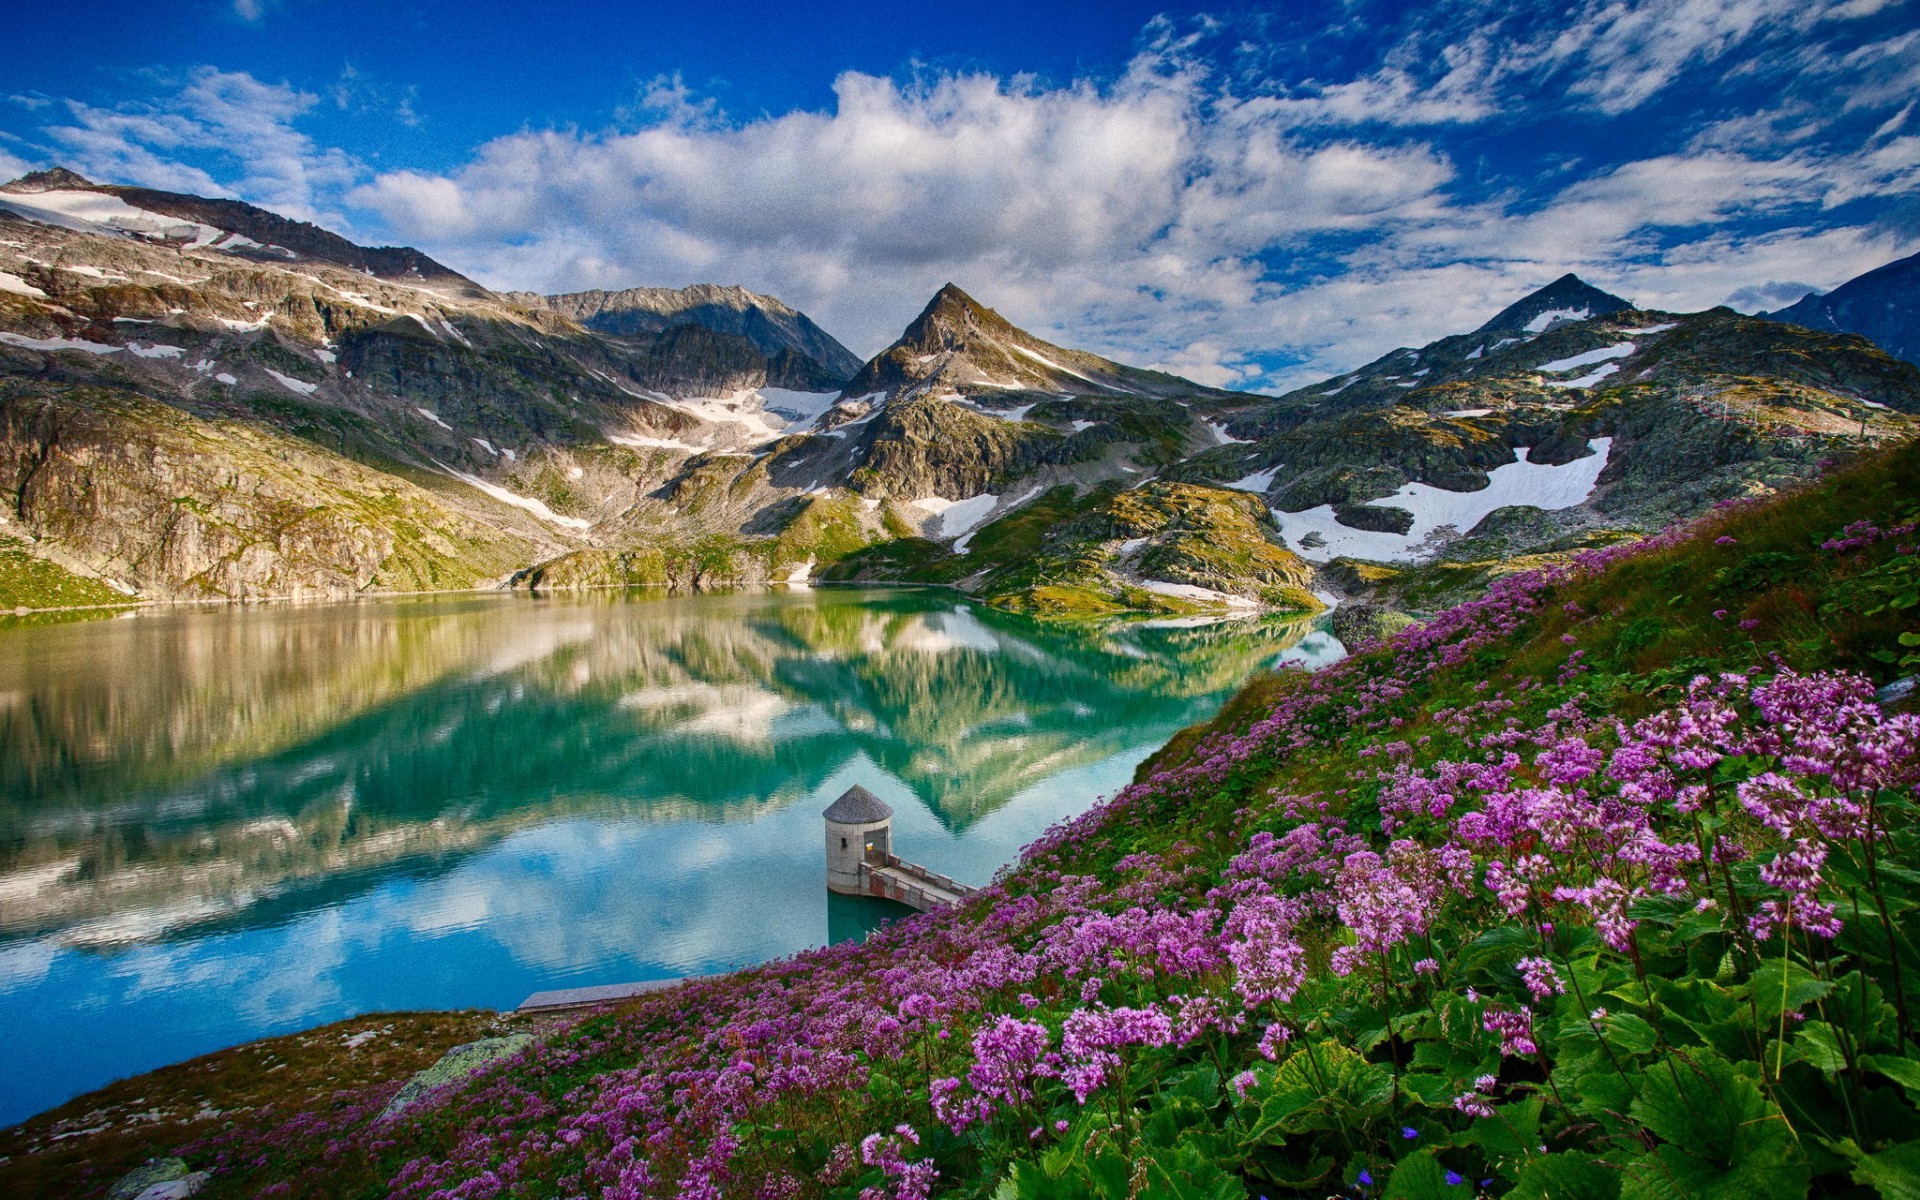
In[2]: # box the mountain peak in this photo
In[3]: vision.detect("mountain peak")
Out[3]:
[1762,248,1920,366]
[1,166,96,194]
[1476,273,1634,334]
[531,283,863,382]
[838,284,1236,402]
[899,283,1015,349]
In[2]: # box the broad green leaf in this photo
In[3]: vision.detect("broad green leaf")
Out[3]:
[1458,926,1536,973]
[1510,1151,1621,1200]
[1142,1095,1212,1149]
[1599,1012,1661,1057]
[1160,1062,1221,1108]
[1456,1094,1544,1163]
[1241,1043,1393,1145]
[1399,1071,1458,1107]
[1827,972,1900,1053]
[1795,1021,1850,1074]
[1864,1054,1920,1102]
[1620,1052,1808,1200]
[1383,1149,1466,1200]
[1849,1137,1920,1200]
[1747,959,1833,1021]
[1138,1143,1246,1200]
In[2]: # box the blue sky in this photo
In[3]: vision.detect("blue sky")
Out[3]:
[3,0,1917,391]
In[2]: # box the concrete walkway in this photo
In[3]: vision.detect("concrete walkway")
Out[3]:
[869,864,970,908]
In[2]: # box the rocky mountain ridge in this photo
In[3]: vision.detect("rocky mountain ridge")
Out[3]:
[2,167,1917,618]
[1763,247,1920,367]
[521,283,865,383]
[0,168,486,297]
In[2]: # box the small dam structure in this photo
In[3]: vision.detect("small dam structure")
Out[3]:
[513,786,974,1014]
[824,786,975,911]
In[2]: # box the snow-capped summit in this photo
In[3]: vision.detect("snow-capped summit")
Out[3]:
[1475,273,1635,335]
[0,167,487,297]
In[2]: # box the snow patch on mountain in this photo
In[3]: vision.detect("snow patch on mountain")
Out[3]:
[1011,343,1110,390]
[264,368,318,396]
[0,189,226,246]
[1523,307,1592,333]
[1140,581,1260,609]
[755,388,840,430]
[1546,363,1621,389]
[0,331,121,354]
[1537,344,1635,373]
[912,493,999,541]
[1224,465,1280,493]
[442,469,592,530]
[1273,438,1613,563]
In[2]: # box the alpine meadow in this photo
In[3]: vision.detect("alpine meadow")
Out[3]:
[1,3,1919,1199]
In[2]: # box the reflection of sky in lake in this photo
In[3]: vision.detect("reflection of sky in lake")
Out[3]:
[0,588,1340,1126]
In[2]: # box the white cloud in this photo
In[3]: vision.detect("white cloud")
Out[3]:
[347,61,1462,366]
[3,1,1916,396]
[1531,0,1870,114]
[35,68,356,224]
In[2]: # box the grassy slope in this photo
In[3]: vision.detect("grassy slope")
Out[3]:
[0,535,132,611]
[6,441,1918,1199]
[827,481,1324,617]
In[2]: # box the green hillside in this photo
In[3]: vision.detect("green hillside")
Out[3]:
[5,439,1918,1200]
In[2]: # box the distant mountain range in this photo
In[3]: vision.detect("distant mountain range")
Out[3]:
[1762,248,1920,368]
[519,283,866,383]
[1,166,1916,619]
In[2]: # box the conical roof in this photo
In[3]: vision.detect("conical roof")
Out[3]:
[822,785,892,824]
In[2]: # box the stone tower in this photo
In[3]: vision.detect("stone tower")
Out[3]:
[823,785,893,894]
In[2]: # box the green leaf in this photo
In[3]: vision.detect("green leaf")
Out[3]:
[1160,1062,1221,1108]
[1241,1043,1393,1145]
[1510,1152,1621,1200]
[1456,1094,1544,1164]
[1138,1143,1246,1200]
[1850,1138,1920,1200]
[1827,972,1900,1053]
[1600,1012,1661,1057]
[1795,1021,1850,1074]
[1620,1052,1808,1200]
[1863,1054,1920,1102]
[1747,958,1833,1021]
[1458,925,1536,973]
[1141,1095,1212,1150]
[1399,1071,1458,1107]
[1383,1149,1466,1200]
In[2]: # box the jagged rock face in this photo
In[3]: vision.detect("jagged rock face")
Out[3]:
[529,283,864,383]
[1765,249,1920,367]
[609,324,772,395]
[840,284,1239,402]
[0,383,543,600]
[850,394,1057,499]
[1475,273,1635,334]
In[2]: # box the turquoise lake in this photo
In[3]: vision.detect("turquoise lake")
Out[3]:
[0,586,1343,1127]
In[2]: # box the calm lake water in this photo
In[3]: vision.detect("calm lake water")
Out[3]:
[0,586,1343,1127]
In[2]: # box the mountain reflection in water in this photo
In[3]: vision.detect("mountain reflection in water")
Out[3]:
[0,586,1342,1126]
